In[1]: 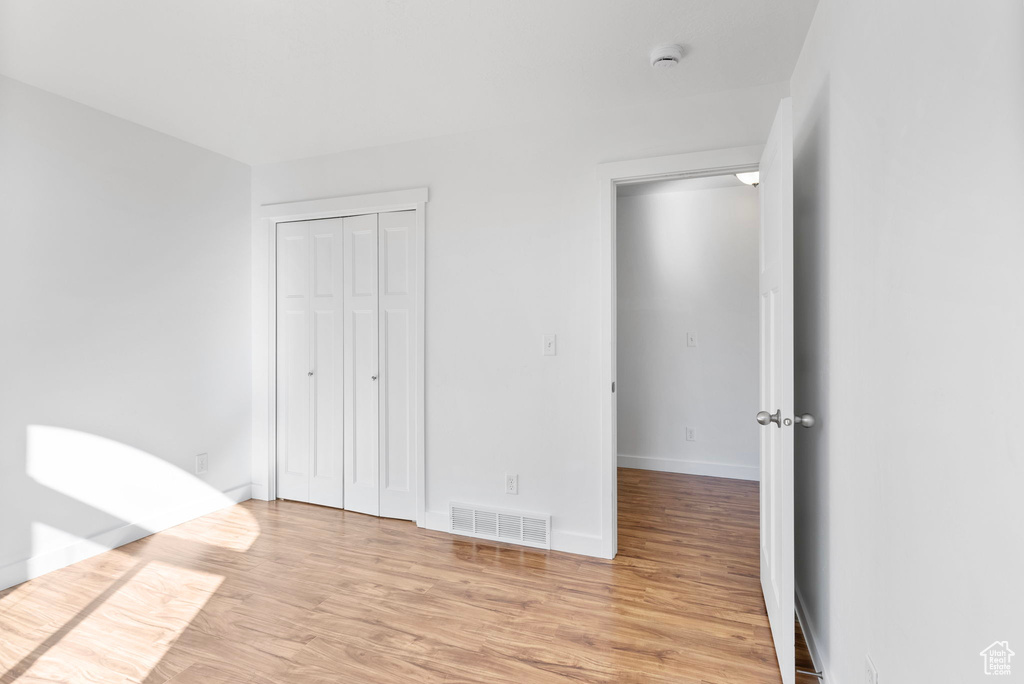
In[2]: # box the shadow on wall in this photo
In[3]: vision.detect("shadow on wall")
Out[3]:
[793,76,831,649]
[0,425,260,683]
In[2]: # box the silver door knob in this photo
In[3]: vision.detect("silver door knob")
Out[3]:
[308,371,314,377]
[371,375,377,381]
[793,413,815,428]
[756,410,781,427]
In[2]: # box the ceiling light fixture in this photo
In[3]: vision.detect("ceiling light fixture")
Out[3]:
[736,172,760,187]
[650,44,685,69]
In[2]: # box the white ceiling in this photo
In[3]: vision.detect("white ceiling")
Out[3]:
[0,0,817,165]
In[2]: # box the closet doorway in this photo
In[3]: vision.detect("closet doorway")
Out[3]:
[268,192,425,523]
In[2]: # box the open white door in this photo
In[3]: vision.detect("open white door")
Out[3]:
[757,97,795,684]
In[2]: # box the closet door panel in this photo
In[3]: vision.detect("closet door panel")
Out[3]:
[309,219,345,508]
[382,309,411,490]
[343,213,380,516]
[351,310,377,484]
[276,223,311,502]
[379,210,417,521]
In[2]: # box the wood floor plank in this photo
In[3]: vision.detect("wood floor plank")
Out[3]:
[1,468,803,683]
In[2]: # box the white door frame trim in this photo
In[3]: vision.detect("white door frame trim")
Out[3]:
[252,187,428,527]
[597,148,760,559]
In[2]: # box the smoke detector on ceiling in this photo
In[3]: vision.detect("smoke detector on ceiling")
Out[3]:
[650,44,685,69]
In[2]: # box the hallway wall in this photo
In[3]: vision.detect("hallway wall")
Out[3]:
[616,184,760,480]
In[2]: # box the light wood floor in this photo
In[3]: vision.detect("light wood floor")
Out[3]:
[1,469,798,683]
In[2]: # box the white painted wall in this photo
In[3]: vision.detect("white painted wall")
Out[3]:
[790,1,1024,681]
[0,75,253,590]
[252,82,789,556]
[616,185,759,480]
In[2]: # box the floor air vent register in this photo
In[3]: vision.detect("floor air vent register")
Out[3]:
[448,502,551,550]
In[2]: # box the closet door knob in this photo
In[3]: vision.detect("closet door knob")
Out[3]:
[308,371,314,377]
[371,375,378,381]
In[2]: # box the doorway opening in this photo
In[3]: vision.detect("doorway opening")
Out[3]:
[615,173,760,483]
[613,167,768,651]
[596,147,762,558]
[597,115,804,683]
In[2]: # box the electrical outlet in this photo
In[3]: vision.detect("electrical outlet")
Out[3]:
[543,335,557,356]
[195,453,209,475]
[686,427,696,442]
[686,332,697,347]
[865,655,878,684]
[505,473,518,495]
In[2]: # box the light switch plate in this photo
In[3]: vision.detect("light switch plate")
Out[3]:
[686,332,697,347]
[543,335,557,356]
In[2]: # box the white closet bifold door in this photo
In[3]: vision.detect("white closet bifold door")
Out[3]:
[277,210,418,521]
[343,213,380,516]
[276,217,345,509]
[276,221,311,503]
[308,218,346,508]
[378,210,417,521]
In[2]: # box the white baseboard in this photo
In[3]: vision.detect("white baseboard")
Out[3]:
[250,482,270,501]
[796,583,832,683]
[0,483,252,592]
[618,454,759,481]
[424,509,606,558]
[550,529,605,557]
[425,510,449,533]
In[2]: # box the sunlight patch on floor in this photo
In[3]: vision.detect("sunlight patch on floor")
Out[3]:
[0,559,223,683]
[160,504,260,552]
